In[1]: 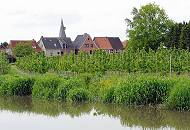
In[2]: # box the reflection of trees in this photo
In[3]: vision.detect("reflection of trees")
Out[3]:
[0,96,32,112]
[94,103,190,130]
[0,96,92,117]
[32,99,92,117]
[0,96,190,129]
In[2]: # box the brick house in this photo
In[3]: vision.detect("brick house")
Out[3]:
[93,37,124,53]
[73,33,98,54]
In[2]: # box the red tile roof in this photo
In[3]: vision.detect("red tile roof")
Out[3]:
[9,40,42,53]
[94,37,123,50]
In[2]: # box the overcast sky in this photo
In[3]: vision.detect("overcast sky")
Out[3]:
[0,0,190,42]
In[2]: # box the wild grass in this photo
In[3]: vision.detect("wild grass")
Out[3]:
[166,78,190,110]
[0,75,34,96]
[2,67,190,111]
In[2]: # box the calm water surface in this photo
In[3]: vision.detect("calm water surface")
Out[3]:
[0,96,189,130]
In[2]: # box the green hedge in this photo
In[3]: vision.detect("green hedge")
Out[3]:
[0,75,34,96]
[32,75,60,99]
[3,72,190,111]
[166,79,190,110]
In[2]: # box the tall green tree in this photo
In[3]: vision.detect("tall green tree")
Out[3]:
[126,3,173,51]
[166,23,183,49]
[179,22,190,51]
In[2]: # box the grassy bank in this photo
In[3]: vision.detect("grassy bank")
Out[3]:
[1,68,190,111]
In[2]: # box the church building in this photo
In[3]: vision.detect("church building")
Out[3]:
[38,19,73,57]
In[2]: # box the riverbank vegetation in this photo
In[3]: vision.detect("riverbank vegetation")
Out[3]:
[0,65,190,111]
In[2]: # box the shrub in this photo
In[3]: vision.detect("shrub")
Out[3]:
[0,75,34,96]
[0,52,10,74]
[55,78,86,100]
[166,79,190,110]
[97,77,120,103]
[32,75,60,99]
[101,86,115,103]
[67,88,90,102]
[12,43,34,57]
[114,76,172,105]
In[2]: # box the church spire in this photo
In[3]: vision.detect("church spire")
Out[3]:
[59,19,66,38]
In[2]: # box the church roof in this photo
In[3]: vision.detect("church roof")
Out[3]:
[41,37,73,50]
[41,37,62,50]
[59,19,66,38]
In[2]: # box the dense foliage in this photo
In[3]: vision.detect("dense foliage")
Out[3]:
[13,43,34,57]
[0,52,10,74]
[1,71,190,110]
[166,78,190,110]
[126,3,173,51]
[166,22,190,51]
[16,49,190,74]
[32,74,90,102]
[0,75,34,96]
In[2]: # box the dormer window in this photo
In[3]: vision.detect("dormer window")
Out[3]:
[85,44,89,47]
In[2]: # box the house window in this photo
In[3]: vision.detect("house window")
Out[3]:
[88,38,90,40]
[63,44,67,48]
[110,49,114,53]
[61,51,63,55]
[91,44,93,47]
[85,44,89,47]
[90,50,93,54]
[50,52,53,56]
[57,52,60,55]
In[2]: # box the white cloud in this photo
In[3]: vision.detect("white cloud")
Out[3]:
[0,0,190,42]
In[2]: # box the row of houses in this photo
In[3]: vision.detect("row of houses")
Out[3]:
[2,20,125,57]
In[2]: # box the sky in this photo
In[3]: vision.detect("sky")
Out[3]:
[0,0,190,42]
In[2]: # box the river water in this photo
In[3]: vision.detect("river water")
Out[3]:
[0,96,189,130]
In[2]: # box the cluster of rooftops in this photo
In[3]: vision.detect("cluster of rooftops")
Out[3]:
[6,20,125,57]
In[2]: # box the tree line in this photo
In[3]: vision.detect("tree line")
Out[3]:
[126,3,190,52]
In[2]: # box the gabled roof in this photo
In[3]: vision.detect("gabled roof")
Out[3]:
[41,37,62,50]
[73,33,91,49]
[59,37,73,48]
[10,40,33,48]
[108,37,124,50]
[0,44,7,50]
[94,37,123,50]
[41,37,73,50]
[9,40,42,52]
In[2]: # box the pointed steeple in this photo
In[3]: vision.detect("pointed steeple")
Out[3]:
[59,19,66,38]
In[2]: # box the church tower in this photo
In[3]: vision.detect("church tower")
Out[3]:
[59,19,66,38]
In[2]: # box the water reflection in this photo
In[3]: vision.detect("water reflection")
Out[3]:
[0,96,189,130]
